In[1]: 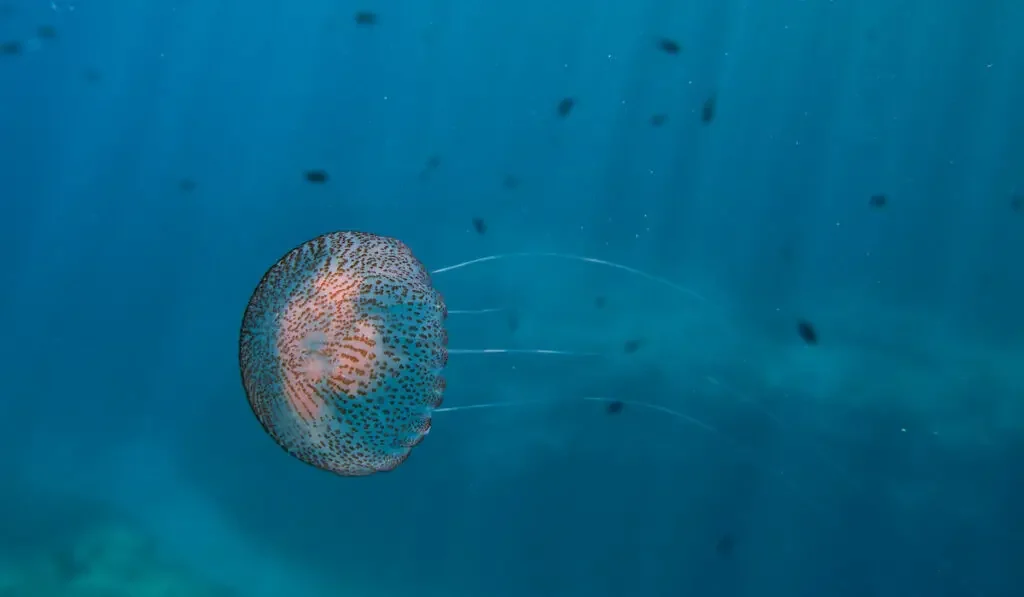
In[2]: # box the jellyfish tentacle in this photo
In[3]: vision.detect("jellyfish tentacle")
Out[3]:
[433,396,718,433]
[446,308,504,315]
[430,396,839,515]
[448,348,599,356]
[430,252,709,304]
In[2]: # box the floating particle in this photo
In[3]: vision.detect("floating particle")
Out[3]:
[50,549,85,583]
[418,155,441,181]
[84,68,102,83]
[701,95,716,124]
[778,243,795,264]
[796,320,817,345]
[1009,195,1021,212]
[36,25,57,39]
[594,295,607,309]
[650,113,667,127]
[623,339,643,354]
[716,534,735,557]
[305,169,328,184]
[178,178,196,193]
[501,174,520,190]
[471,217,487,235]
[606,400,624,415]
[869,193,887,208]
[506,310,519,333]
[0,40,21,56]
[556,97,575,118]
[657,38,681,54]
[354,11,377,26]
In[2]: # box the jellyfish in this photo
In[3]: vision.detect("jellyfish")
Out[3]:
[238,229,854,509]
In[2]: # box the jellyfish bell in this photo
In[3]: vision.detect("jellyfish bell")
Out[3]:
[240,231,446,476]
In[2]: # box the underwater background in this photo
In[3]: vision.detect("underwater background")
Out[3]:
[1,0,1022,595]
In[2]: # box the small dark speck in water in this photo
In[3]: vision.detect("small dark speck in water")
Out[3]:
[797,320,818,345]
[594,296,607,309]
[1009,195,1021,212]
[178,178,196,193]
[556,97,575,118]
[84,68,102,83]
[506,310,519,333]
[501,174,520,190]
[354,11,377,26]
[701,96,716,124]
[472,217,487,234]
[716,534,735,557]
[623,339,643,354]
[37,25,57,39]
[1,40,22,56]
[305,169,328,184]
[49,548,86,583]
[657,38,681,54]
[606,400,624,415]
[418,155,441,180]
[869,193,888,208]
[650,113,667,127]
[778,243,796,264]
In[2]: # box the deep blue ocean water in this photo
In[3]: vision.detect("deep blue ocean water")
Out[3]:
[1,1,1022,596]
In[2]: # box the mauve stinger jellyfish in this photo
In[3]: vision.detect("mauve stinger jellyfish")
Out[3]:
[239,230,713,476]
[239,229,848,500]
[239,231,448,476]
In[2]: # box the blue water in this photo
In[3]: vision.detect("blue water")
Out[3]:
[1,0,1022,595]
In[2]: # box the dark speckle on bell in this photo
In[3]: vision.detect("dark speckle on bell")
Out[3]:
[797,320,818,345]
[472,217,487,235]
[869,193,888,208]
[305,169,328,184]
[623,339,643,354]
[556,97,575,118]
[657,38,681,54]
[606,400,624,415]
[1,40,22,56]
[354,11,377,26]
[716,534,735,557]
[650,113,667,127]
[701,96,716,124]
